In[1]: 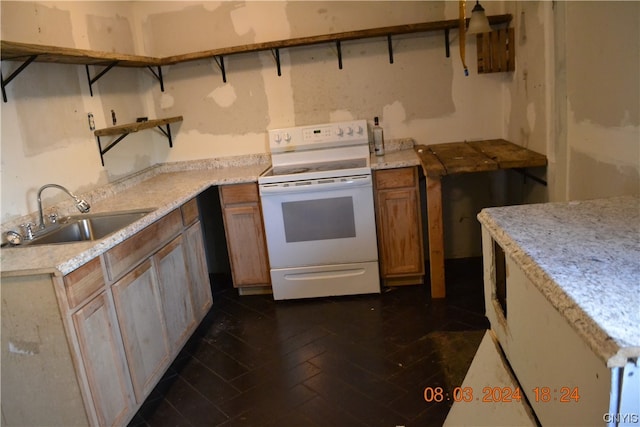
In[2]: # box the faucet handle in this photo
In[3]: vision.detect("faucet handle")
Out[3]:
[5,230,24,245]
[48,213,58,224]
[21,223,35,240]
[75,198,91,213]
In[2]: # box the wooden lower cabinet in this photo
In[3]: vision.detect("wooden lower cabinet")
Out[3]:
[112,259,171,403]
[154,236,196,352]
[374,167,425,286]
[183,220,213,319]
[73,291,135,426]
[219,183,271,290]
[0,199,212,426]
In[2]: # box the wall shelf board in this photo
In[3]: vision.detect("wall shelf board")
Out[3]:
[94,116,182,166]
[161,14,513,65]
[1,14,512,95]
[93,116,182,137]
[1,40,160,66]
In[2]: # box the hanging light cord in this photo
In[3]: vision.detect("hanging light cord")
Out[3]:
[459,0,469,76]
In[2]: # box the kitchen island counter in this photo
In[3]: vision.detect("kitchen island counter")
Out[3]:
[478,196,640,367]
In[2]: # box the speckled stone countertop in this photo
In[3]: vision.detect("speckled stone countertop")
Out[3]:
[477,196,640,367]
[1,146,420,278]
[0,157,270,277]
[370,138,421,170]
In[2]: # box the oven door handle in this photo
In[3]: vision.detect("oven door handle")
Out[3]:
[259,175,372,195]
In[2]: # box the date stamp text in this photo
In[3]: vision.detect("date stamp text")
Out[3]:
[423,386,581,403]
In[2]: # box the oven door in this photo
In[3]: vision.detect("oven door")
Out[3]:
[259,174,378,269]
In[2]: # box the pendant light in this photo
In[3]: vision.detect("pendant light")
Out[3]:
[467,1,492,34]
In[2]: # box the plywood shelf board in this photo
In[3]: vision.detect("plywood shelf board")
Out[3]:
[428,141,499,175]
[1,40,160,67]
[1,14,512,67]
[1,14,512,100]
[414,139,546,177]
[93,116,182,166]
[94,116,183,137]
[466,139,547,169]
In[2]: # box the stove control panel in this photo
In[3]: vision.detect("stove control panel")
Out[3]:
[268,120,368,152]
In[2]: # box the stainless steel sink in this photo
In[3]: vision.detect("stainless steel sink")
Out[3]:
[22,208,155,246]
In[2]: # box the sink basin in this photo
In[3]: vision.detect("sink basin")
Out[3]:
[23,208,155,246]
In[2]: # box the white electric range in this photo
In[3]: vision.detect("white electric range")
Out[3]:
[258,120,380,300]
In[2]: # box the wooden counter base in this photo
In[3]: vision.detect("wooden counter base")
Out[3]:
[414,139,547,298]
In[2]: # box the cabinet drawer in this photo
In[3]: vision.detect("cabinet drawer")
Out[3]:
[375,167,416,190]
[220,183,259,205]
[181,198,199,226]
[64,257,105,309]
[104,209,182,281]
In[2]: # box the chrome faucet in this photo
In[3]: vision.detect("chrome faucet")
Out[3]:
[37,184,90,230]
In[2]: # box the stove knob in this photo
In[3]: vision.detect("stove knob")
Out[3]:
[273,133,282,143]
[335,127,344,137]
[283,132,291,142]
[356,125,364,134]
[346,127,354,135]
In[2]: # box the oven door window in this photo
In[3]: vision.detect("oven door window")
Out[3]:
[282,196,356,242]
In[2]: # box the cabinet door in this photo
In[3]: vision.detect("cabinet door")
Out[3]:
[72,292,134,426]
[112,259,170,403]
[377,188,424,276]
[154,235,197,350]
[375,168,425,284]
[184,221,213,321]
[222,203,271,286]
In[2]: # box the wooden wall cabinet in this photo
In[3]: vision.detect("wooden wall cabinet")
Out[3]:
[374,167,425,286]
[219,183,271,292]
[0,198,212,426]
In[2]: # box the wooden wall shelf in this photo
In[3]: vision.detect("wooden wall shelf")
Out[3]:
[1,14,512,99]
[161,14,512,65]
[94,116,182,166]
[0,40,160,66]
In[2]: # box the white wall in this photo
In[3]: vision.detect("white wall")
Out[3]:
[502,1,639,202]
[2,1,637,256]
[137,1,506,163]
[1,1,158,222]
[561,1,639,200]
[1,1,507,260]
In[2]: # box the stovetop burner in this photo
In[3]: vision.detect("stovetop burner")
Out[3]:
[265,158,368,178]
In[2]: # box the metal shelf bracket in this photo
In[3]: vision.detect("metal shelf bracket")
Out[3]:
[87,63,166,96]
[85,62,118,96]
[213,56,227,83]
[514,168,548,186]
[444,29,451,58]
[147,66,165,92]
[271,49,281,76]
[1,55,37,102]
[95,121,175,166]
[387,35,394,64]
[157,122,174,148]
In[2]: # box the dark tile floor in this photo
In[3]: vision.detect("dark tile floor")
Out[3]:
[129,258,489,427]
